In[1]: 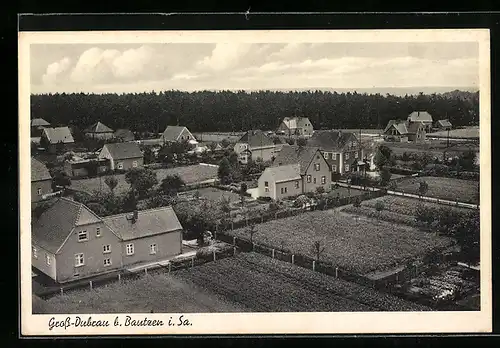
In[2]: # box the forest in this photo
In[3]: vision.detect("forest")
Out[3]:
[30,90,479,134]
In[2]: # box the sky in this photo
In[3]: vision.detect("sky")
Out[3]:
[30,42,479,94]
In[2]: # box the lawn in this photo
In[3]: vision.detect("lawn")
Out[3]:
[70,164,219,195]
[190,187,242,203]
[226,209,453,274]
[192,132,243,143]
[35,253,430,313]
[395,176,479,204]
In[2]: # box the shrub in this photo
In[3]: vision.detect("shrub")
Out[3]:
[257,196,272,202]
[353,196,362,207]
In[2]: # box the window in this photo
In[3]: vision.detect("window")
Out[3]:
[321,176,326,184]
[345,164,350,172]
[96,227,101,237]
[78,230,88,242]
[355,151,359,159]
[284,187,287,194]
[307,175,312,183]
[280,187,284,194]
[103,245,111,254]
[332,165,337,172]
[329,153,334,159]
[46,254,51,265]
[117,162,124,170]
[265,187,269,192]
[126,243,135,256]
[33,247,38,259]
[37,188,42,195]
[103,258,112,267]
[74,253,84,267]
[132,160,138,168]
[314,163,320,171]
[333,153,337,160]
[150,243,157,255]
[295,181,299,189]
[264,181,269,187]
[316,155,320,159]
[313,177,317,184]
[345,153,349,160]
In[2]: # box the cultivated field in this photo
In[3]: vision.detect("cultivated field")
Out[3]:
[192,132,243,143]
[70,164,218,195]
[227,209,453,274]
[328,187,366,198]
[386,140,479,158]
[395,176,479,204]
[427,127,479,139]
[189,187,242,203]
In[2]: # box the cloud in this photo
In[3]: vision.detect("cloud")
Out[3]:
[42,57,72,85]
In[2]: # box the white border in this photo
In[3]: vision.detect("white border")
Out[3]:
[19,29,492,335]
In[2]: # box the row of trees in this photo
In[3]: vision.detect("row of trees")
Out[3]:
[31,90,479,134]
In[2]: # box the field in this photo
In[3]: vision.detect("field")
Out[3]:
[192,132,243,143]
[227,208,453,274]
[70,164,218,195]
[35,253,431,313]
[386,140,478,158]
[190,187,242,203]
[427,127,479,139]
[395,176,479,204]
[327,186,366,198]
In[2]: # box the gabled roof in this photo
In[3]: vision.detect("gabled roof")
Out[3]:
[238,130,275,148]
[273,145,324,175]
[281,117,312,129]
[114,129,135,141]
[436,119,452,127]
[408,111,433,123]
[407,121,425,134]
[262,164,302,183]
[31,157,52,182]
[42,127,75,144]
[384,120,408,135]
[102,142,143,160]
[84,121,114,133]
[103,206,183,241]
[32,198,102,254]
[161,126,190,142]
[31,118,50,127]
[307,130,359,151]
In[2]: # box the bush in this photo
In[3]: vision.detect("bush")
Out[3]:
[257,196,272,202]
[353,196,362,207]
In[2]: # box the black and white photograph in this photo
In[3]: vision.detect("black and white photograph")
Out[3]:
[20,29,491,335]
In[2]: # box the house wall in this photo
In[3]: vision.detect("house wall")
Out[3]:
[178,128,196,142]
[321,151,341,173]
[275,180,302,200]
[56,222,123,283]
[342,149,364,174]
[257,170,274,199]
[303,153,331,193]
[121,231,182,267]
[85,132,115,140]
[113,157,144,171]
[31,179,53,203]
[408,128,426,143]
[250,146,275,162]
[32,244,57,281]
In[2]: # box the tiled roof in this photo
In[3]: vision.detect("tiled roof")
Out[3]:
[262,164,302,183]
[114,129,135,141]
[102,142,143,160]
[31,118,50,127]
[32,198,88,253]
[436,119,452,127]
[31,157,52,182]
[161,126,188,142]
[42,127,75,144]
[103,206,183,241]
[238,130,275,148]
[408,111,433,123]
[384,120,409,135]
[84,121,114,133]
[272,145,323,175]
[307,130,358,151]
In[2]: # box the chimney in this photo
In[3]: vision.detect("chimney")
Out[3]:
[132,209,138,223]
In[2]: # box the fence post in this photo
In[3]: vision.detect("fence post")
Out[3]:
[335,267,338,278]
[213,250,216,261]
[272,249,275,259]
[252,242,255,251]
[233,247,236,256]
[312,260,316,272]
[291,254,295,265]
[233,236,236,246]
[89,281,93,290]
[396,273,399,283]
[60,288,63,296]
[231,222,234,231]
[145,268,148,275]
[168,263,171,274]
[118,273,121,283]
[191,257,195,267]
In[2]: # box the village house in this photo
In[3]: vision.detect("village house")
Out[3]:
[160,126,197,145]
[434,119,453,131]
[98,142,144,171]
[307,130,365,175]
[40,127,75,154]
[63,158,110,178]
[31,157,52,203]
[84,122,115,140]
[383,120,426,143]
[31,197,183,283]
[31,118,51,137]
[407,111,434,132]
[234,130,277,164]
[114,129,136,142]
[258,146,331,200]
[277,117,314,137]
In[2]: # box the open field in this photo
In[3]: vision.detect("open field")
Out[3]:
[328,186,366,198]
[70,164,218,195]
[190,187,242,203]
[395,176,479,204]
[192,132,243,143]
[386,140,478,158]
[427,127,479,139]
[226,209,453,274]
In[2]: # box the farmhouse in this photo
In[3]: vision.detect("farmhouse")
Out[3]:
[31,157,52,203]
[84,122,115,140]
[434,119,453,131]
[31,197,183,283]
[31,118,51,136]
[277,117,314,137]
[407,111,433,132]
[234,130,277,164]
[259,146,331,199]
[114,129,136,142]
[160,126,197,145]
[383,120,426,143]
[40,127,75,154]
[98,142,144,171]
[307,130,364,175]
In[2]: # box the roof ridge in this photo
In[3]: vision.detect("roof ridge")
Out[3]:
[103,205,174,220]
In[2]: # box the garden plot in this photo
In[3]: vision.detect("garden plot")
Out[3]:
[226,209,453,274]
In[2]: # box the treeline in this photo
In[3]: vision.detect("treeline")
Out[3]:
[30,90,479,134]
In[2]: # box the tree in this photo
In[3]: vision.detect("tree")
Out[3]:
[374,201,385,220]
[240,182,248,195]
[218,196,232,226]
[161,174,185,196]
[218,157,232,184]
[453,210,480,265]
[353,196,362,207]
[286,138,295,145]
[418,180,429,197]
[220,138,230,148]
[124,168,158,198]
[143,147,156,164]
[312,240,325,262]
[207,142,218,152]
[86,202,108,216]
[296,137,307,147]
[374,145,393,169]
[228,152,239,167]
[272,136,282,145]
[379,168,392,186]
[104,176,118,195]
[52,170,71,191]
[315,186,325,195]
[121,190,138,212]
[458,150,477,171]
